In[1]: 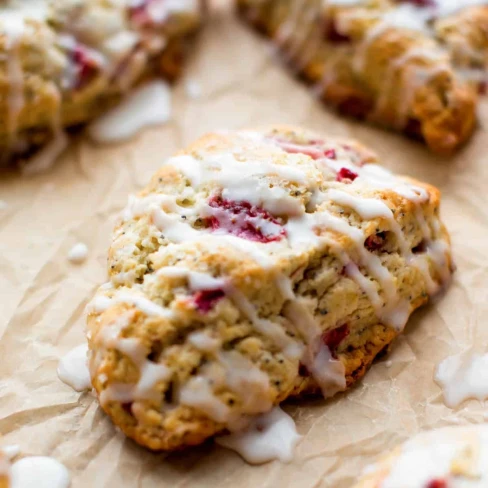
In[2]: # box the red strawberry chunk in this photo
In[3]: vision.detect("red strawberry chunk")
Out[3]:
[322,324,349,358]
[336,167,358,182]
[276,141,326,160]
[193,289,225,313]
[324,149,336,159]
[207,197,285,243]
[271,137,338,161]
[426,479,447,488]
[72,45,101,90]
[364,232,386,252]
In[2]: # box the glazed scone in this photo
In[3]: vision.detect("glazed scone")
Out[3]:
[0,0,203,165]
[355,424,488,487]
[86,125,453,451]
[237,0,483,154]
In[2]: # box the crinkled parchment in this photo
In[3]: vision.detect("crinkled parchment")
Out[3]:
[1,2,488,487]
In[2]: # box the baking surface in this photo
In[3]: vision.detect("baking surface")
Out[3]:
[1,1,488,487]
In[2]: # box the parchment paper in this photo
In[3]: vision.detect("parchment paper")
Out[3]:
[2,1,488,486]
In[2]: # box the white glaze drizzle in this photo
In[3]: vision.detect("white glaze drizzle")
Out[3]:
[57,344,91,392]
[67,243,88,264]
[179,374,231,423]
[435,351,488,408]
[86,289,173,319]
[188,331,222,353]
[166,152,308,190]
[157,266,227,291]
[374,425,488,487]
[130,0,199,23]
[215,406,302,464]
[10,456,70,488]
[226,286,303,360]
[87,81,172,143]
[121,192,196,221]
[179,350,273,424]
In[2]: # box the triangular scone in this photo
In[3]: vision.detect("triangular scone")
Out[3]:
[86,125,453,450]
[237,0,482,154]
[356,424,488,487]
[0,0,203,165]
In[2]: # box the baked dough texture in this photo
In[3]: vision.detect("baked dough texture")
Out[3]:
[237,0,485,154]
[355,424,488,487]
[86,124,453,450]
[0,0,203,164]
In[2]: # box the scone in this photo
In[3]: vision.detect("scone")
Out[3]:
[355,424,488,487]
[86,124,453,451]
[237,0,483,154]
[0,0,203,165]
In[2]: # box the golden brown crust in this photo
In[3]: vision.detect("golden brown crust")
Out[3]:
[237,0,480,154]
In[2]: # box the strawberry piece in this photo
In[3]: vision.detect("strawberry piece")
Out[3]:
[193,289,225,313]
[72,45,101,90]
[336,167,358,182]
[364,232,386,252]
[322,324,349,358]
[276,141,325,159]
[272,137,338,161]
[207,197,285,243]
[324,149,336,159]
[426,479,447,488]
